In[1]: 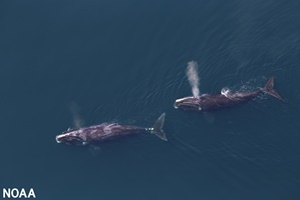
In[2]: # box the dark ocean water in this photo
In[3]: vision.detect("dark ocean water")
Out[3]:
[1,0,300,199]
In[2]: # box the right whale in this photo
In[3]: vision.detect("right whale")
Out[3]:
[174,77,285,111]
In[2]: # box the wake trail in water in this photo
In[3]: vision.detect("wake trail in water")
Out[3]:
[186,61,200,97]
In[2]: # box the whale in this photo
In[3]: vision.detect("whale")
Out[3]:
[174,77,285,111]
[56,113,167,145]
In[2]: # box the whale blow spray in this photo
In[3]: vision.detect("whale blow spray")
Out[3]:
[186,61,200,97]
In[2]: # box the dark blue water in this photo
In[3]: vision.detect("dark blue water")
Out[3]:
[1,0,300,199]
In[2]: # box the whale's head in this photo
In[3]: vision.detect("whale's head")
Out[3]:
[56,129,87,146]
[174,96,202,111]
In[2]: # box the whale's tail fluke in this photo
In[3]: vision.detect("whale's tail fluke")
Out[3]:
[262,77,285,102]
[148,113,167,141]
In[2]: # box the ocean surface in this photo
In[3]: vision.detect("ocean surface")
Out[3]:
[1,0,300,199]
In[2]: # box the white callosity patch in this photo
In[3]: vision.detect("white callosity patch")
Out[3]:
[56,135,62,143]
[221,88,232,97]
[174,97,187,108]
[55,133,69,143]
[175,98,185,103]
[175,96,195,103]
[90,130,98,134]
[56,129,87,145]
[55,132,74,143]
[103,125,113,134]
[78,129,87,141]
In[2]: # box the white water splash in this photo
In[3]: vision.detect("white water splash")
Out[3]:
[69,102,85,129]
[186,61,200,97]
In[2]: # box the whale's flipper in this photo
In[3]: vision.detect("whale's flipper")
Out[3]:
[149,113,167,141]
[263,77,285,102]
